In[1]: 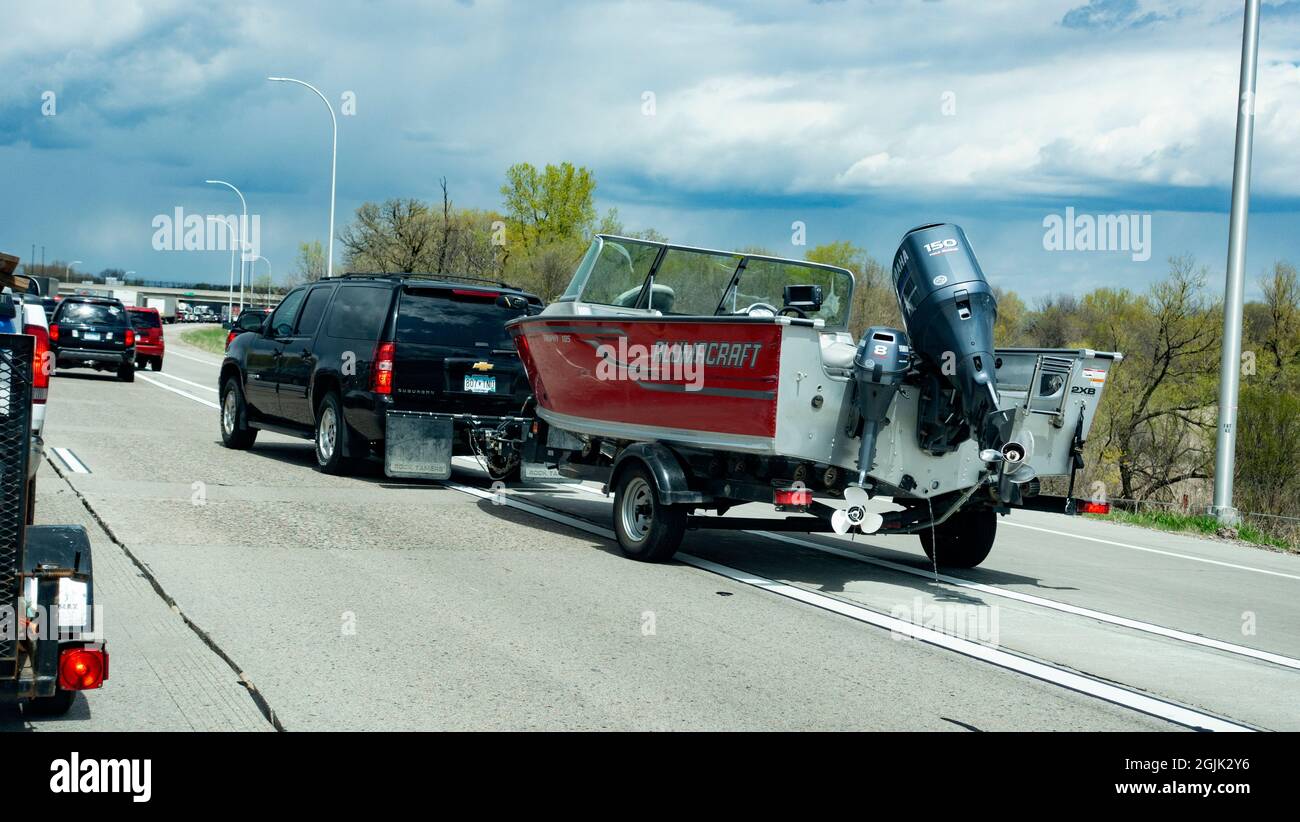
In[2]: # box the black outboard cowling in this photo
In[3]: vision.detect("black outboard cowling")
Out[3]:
[891,223,1009,452]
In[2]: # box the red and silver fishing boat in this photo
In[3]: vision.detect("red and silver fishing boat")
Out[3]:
[509,224,1121,567]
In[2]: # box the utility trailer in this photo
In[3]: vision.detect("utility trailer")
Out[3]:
[0,332,107,715]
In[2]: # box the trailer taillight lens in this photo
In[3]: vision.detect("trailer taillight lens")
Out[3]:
[774,488,812,507]
[1078,500,1110,515]
[372,342,395,395]
[24,323,51,402]
[59,647,108,691]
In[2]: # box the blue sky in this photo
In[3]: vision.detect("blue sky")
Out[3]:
[2,0,1299,300]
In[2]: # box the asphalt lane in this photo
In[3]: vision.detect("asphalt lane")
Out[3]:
[14,327,1295,730]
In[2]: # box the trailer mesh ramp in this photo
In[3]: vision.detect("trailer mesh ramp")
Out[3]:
[0,334,33,678]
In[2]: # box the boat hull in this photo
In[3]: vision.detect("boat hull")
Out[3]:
[509,316,785,450]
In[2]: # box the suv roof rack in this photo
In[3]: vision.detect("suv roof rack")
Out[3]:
[327,271,531,293]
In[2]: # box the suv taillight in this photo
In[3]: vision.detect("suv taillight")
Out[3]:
[124,328,135,347]
[48,323,59,342]
[24,323,50,402]
[372,342,395,395]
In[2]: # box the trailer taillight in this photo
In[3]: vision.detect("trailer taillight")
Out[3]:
[774,487,812,508]
[1078,500,1110,515]
[24,323,50,402]
[372,342,396,395]
[59,647,108,691]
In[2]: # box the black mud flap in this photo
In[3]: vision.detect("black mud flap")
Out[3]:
[384,411,454,480]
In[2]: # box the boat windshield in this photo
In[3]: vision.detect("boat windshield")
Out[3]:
[562,236,853,328]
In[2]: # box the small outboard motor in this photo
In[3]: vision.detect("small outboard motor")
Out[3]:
[851,326,910,486]
[891,223,1010,452]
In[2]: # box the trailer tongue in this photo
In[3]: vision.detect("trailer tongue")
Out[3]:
[508,224,1121,567]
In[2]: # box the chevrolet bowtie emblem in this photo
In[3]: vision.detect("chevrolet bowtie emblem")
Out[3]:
[472,362,494,371]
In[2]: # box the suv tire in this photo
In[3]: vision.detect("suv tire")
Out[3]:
[220,376,258,449]
[314,392,357,475]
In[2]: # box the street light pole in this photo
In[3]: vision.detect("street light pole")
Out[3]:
[253,255,272,307]
[207,216,238,321]
[206,179,248,310]
[1211,0,1262,527]
[66,260,82,278]
[267,76,337,278]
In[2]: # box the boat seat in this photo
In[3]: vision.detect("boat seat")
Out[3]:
[820,336,857,370]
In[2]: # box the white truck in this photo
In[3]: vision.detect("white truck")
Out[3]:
[144,295,178,324]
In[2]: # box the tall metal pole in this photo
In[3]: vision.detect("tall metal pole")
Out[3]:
[206,180,248,311]
[208,217,237,321]
[267,77,337,278]
[1211,0,1262,526]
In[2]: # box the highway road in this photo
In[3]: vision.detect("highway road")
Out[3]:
[4,326,1298,731]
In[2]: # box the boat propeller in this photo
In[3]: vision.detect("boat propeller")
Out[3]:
[830,485,885,535]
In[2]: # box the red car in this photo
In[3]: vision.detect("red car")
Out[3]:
[127,306,165,371]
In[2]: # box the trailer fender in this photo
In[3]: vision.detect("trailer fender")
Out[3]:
[607,443,707,506]
[24,525,97,635]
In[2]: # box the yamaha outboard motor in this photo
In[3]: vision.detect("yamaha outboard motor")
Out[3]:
[851,327,910,486]
[891,224,1011,453]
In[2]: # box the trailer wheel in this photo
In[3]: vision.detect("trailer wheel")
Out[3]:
[613,465,686,562]
[920,508,997,569]
[24,688,76,717]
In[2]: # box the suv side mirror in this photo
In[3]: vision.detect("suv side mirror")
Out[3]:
[237,312,266,333]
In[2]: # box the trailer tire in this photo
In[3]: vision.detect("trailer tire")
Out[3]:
[24,688,76,717]
[920,507,996,569]
[612,464,687,562]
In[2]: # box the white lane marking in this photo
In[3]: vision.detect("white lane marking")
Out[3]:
[446,480,1253,732]
[148,370,218,393]
[553,483,1300,671]
[1001,520,1300,582]
[754,531,1300,671]
[137,373,220,409]
[165,348,223,367]
[51,447,90,474]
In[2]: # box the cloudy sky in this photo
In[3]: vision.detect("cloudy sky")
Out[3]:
[2,0,1299,299]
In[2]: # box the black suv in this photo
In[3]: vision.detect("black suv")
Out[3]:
[219,274,543,475]
[50,296,137,382]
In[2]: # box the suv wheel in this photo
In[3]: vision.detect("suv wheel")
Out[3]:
[220,376,258,449]
[314,392,356,475]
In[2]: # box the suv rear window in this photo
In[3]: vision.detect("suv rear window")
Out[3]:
[325,286,393,341]
[395,289,529,349]
[129,311,161,328]
[57,302,128,326]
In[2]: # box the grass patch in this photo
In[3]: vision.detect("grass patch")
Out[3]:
[1087,509,1294,552]
[179,326,227,356]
